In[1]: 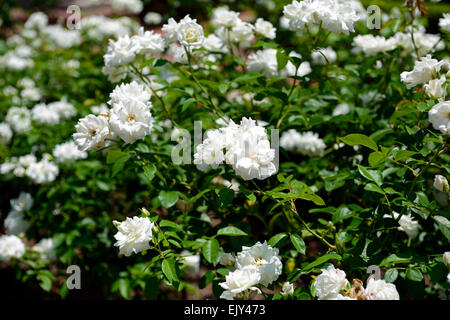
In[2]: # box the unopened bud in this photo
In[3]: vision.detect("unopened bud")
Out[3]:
[141,207,151,217]
[286,259,295,273]
[434,175,449,193]
[219,252,235,267]
[444,252,450,268]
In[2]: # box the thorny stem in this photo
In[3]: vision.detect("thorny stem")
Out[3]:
[395,139,448,223]
[226,28,234,56]
[276,62,300,129]
[311,21,323,50]
[407,4,420,60]
[289,200,336,250]
[129,64,179,127]
[276,22,325,129]
[153,221,171,258]
[250,168,335,251]
[383,191,395,220]
[387,157,418,178]
[276,106,292,130]
[184,46,229,122]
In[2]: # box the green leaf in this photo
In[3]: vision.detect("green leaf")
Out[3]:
[142,163,156,183]
[368,151,386,167]
[162,258,179,285]
[217,268,230,276]
[106,149,129,164]
[232,56,244,65]
[217,226,247,237]
[251,40,265,48]
[199,270,215,289]
[379,254,412,267]
[434,216,450,241]
[37,274,52,292]
[323,171,351,192]
[358,165,383,186]
[406,268,423,282]
[296,192,325,206]
[394,150,417,161]
[59,281,69,299]
[246,192,257,202]
[168,239,181,248]
[106,150,131,177]
[217,188,234,208]
[153,58,168,67]
[339,134,378,151]
[303,253,342,271]
[118,278,129,299]
[384,269,398,283]
[369,128,394,142]
[297,292,312,300]
[364,183,384,195]
[276,49,289,71]
[159,220,181,230]
[158,191,179,208]
[190,189,211,203]
[267,89,288,103]
[181,98,196,112]
[332,206,353,223]
[113,156,130,177]
[218,83,229,95]
[233,73,263,83]
[202,239,220,264]
[263,42,279,49]
[145,277,159,300]
[290,234,306,255]
[268,233,288,248]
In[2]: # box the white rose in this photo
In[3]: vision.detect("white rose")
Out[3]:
[10,192,33,212]
[219,266,261,300]
[33,238,56,260]
[219,252,236,267]
[113,216,154,257]
[235,241,282,286]
[400,55,446,89]
[0,234,26,261]
[104,35,139,67]
[364,278,400,300]
[428,101,450,135]
[383,211,420,239]
[254,18,276,40]
[177,15,204,47]
[26,158,59,184]
[424,76,446,99]
[181,250,200,273]
[281,282,295,297]
[6,107,32,133]
[314,265,348,300]
[0,122,13,144]
[73,114,112,151]
[211,7,240,28]
[5,210,29,235]
[109,99,154,144]
[53,141,88,163]
[327,293,356,300]
[144,12,162,25]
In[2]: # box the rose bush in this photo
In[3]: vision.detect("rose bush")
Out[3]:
[0,0,449,300]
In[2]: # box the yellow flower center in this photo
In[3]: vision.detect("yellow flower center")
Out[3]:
[185,29,199,43]
[126,114,136,123]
